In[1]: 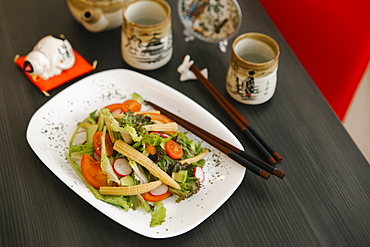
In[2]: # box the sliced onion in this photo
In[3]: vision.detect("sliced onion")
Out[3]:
[194,167,205,183]
[113,158,132,177]
[93,151,101,161]
[132,164,148,184]
[111,109,123,116]
[111,109,124,118]
[150,184,168,196]
[73,130,87,145]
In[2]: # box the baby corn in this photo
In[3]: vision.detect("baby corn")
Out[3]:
[113,140,181,190]
[100,180,162,196]
[179,149,209,165]
[144,122,178,132]
[134,110,161,115]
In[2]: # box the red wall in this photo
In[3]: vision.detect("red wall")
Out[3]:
[258,0,370,120]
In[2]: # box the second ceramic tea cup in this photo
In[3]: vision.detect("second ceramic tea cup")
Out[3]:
[121,0,172,70]
[226,33,280,104]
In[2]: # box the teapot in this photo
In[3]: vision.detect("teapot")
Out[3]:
[67,0,127,32]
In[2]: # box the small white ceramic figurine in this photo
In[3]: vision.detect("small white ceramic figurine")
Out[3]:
[23,35,75,80]
[177,55,208,81]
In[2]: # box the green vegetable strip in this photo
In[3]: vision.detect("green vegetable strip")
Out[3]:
[100,126,120,184]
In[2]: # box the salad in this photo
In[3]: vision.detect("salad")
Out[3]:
[66,93,208,227]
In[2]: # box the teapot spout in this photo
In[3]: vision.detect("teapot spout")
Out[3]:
[83,8,101,23]
[82,8,109,32]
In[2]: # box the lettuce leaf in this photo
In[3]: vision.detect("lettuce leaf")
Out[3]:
[100,108,143,142]
[150,201,166,227]
[123,125,141,142]
[103,196,131,211]
[69,143,94,156]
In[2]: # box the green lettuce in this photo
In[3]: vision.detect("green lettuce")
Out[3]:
[150,201,167,227]
[123,125,141,142]
[100,108,143,142]
[69,143,94,156]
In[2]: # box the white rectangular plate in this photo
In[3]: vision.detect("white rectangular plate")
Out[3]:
[26,69,246,238]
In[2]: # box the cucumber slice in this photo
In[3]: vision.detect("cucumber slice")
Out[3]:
[132,92,144,104]
[120,175,135,186]
[172,170,188,183]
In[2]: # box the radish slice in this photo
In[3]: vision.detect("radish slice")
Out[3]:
[73,130,87,145]
[151,131,169,138]
[194,167,205,183]
[150,184,169,196]
[113,158,132,177]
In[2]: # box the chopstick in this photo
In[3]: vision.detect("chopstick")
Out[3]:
[185,59,282,165]
[146,101,285,180]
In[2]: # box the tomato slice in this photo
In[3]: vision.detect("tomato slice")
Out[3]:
[93,130,114,156]
[141,191,171,202]
[145,143,157,155]
[165,140,184,159]
[104,103,125,116]
[150,113,173,124]
[80,154,108,188]
[137,112,173,124]
[122,99,141,112]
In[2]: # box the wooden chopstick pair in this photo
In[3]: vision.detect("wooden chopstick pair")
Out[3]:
[146,101,285,180]
[185,59,282,165]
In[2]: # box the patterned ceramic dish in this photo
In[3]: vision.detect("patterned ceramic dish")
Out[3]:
[178,0,242,51]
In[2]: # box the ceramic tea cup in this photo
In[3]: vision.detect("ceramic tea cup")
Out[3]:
[121,0,172,70]
[226,33,280,104]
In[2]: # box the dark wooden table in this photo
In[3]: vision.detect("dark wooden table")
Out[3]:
[1,0,370,246]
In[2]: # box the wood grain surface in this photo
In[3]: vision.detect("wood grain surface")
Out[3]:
[1,0,369,246]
